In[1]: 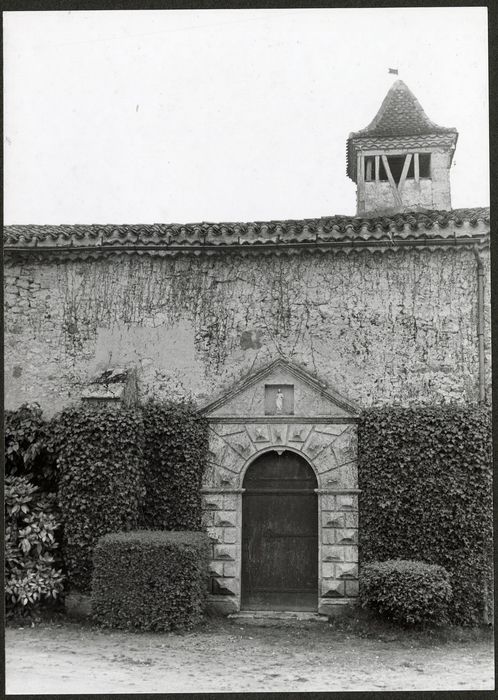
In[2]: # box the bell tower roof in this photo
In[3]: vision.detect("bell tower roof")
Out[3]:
[350,80,457,139]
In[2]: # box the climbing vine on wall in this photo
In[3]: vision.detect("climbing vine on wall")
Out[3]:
[140,399,208,531]
[52,399,208,592]
[54,404,145,592]
[358,405,493,626]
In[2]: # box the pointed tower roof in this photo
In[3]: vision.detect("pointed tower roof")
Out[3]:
[350,80,457,138]
[347,80,458,181]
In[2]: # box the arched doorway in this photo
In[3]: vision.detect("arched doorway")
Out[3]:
[241,450,318,611]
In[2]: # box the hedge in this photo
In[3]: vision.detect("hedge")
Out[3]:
[140,400,208,531]
[360,559,452,626]
[55,404,145,592]
[92,530,210,631]
[358,405,492,626]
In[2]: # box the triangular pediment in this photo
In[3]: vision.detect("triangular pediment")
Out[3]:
[200,359,359,418]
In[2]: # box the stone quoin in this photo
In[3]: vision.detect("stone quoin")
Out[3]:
[4,80,490,615]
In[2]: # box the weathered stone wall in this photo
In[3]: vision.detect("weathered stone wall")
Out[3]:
[4,246,489,415]
[360,149,452,214]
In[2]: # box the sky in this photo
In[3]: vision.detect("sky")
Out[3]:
[3,7,489,225]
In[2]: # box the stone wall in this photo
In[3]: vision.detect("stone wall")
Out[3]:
[359,150,452,214]
[4,246,489,415]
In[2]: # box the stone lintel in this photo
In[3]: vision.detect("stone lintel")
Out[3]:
[208,416,359,424]
[315,488,361,494]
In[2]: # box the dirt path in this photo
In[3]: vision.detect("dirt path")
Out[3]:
[5,618,494,694]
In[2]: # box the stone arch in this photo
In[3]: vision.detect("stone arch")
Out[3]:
[238,443,320,488]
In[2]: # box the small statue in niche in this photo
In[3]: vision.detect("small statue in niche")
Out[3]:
[275,388,284,413]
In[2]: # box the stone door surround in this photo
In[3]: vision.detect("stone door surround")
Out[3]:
[200,359,360,616]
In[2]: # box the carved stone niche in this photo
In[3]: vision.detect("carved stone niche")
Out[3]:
[199,358,360,618]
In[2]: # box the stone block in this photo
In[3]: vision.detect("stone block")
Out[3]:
[202,493,224,510]
[321,512,345,529]
[214,511,236,528]
[247,424,271,444]
[319,494,336,511]
[287,424,312,443]
[213,544,237,561]
[270,424,288,445]
[223,528,237,544]
[202,510,215,528]
[336,563,358,579]
[321,580,345,598]
[336,494,357,511]
[321,562,336,579]
[223,562,238,578]
[345,580,359,597]
[223,494,239,511]
[335,528,358,545]
[344,512,359,528]
[207,526,223,543]
[321,544,345,562]
[322,529,336,545]
[342,546,358,562]
[206,595,238,616]
[208,561,224,577]
[318,600,355,617]
[214,577,240,596]
[314,445,340,474]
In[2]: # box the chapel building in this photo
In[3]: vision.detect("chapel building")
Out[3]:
[4,80,490,615]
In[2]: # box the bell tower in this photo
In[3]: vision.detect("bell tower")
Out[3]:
[347,80,458,215]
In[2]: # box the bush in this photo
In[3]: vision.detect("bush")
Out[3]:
[358,405,492,626]
[92,530,210,631]
[360,559,452,626]
[140,400,208,530]
[5,403,57,491]
[55,404,145,592]
[5,475,65,615]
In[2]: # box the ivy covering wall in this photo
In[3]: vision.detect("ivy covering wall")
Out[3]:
[53,401,208,593]
[358,405,493,626]
[140,400,208,531]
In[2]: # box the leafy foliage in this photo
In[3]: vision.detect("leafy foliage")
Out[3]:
[358,405,493,626]
[5,403,57,491]
[92,530,210,631]
[5,475,65,615]
[360,559,452,626]
[140,400,208,530]
[54,404,145,592]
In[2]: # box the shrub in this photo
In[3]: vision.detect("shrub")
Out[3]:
[358,405,493,626]
[5,403,57,491]
[360,559,452,626]
[5,475,65,615]
[140,400,208,530]
[92,530,210,631]
[55,404,145,592]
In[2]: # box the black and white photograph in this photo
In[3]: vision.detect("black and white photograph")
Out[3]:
[3,5,493,694]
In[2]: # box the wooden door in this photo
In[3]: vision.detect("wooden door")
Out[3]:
[241,450,318,611]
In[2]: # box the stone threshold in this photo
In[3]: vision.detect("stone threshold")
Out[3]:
[228,611,328,622]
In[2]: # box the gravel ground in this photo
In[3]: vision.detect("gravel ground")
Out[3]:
[5,617,494,694]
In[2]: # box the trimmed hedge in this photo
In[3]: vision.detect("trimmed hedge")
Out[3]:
[360,559,452,626]
[140,400,208,530]
[55,404,145,592]
[358,405,493,626]
[91,530,210,631]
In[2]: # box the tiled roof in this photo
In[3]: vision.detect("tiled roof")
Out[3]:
[3,208,489,258]
[350,80,457,139]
